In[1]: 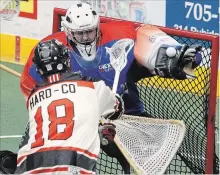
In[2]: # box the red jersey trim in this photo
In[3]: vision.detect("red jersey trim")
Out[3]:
[77,81,95,89]
[47,74,61,83]
[29,167,68,174]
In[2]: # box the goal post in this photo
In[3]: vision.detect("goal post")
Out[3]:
[52,7,219,174]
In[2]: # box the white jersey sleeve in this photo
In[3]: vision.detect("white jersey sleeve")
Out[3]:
[94,80,117,117]
[134,24,181,71]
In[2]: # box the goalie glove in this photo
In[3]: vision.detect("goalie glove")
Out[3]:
[99,123,116,145]
[154,44,202,80]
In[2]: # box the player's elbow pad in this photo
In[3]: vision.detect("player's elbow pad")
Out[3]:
[105,94,124,120]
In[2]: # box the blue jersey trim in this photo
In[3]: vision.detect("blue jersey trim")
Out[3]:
[30,64,44,84]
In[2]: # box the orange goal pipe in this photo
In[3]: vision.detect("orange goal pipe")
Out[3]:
[205,36,219,174]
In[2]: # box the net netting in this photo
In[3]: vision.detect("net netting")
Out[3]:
[112,115,186,175]
[137,36,219,174]
[107,39,134,92]
[53,9,219,174]
[107,39,134,71]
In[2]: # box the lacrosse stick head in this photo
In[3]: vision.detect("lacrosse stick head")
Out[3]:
[106,39,134,72]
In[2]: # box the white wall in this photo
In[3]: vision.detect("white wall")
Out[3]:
[0,0,165,39]
[0,1,80,39]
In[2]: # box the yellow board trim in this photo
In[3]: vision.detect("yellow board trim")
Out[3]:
[20,0,34,13]
[137,67,210,96]
[0,33,39,64]
[0,34,16,62]
[20,37,39,64]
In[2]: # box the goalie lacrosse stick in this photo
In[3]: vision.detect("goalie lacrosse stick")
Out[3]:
[106,39,134,93]
[100,39,134,144]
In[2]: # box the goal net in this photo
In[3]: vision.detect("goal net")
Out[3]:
[110,115,186,175]
[52,8,219,174]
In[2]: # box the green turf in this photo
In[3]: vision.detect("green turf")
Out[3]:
[0,138,23,152]
[0,68,28,152]
[0,61,24,73]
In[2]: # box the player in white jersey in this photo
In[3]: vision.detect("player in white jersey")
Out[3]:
[12,39,124,174]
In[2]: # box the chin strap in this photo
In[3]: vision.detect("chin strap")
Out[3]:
[85,44,92,56]
[75,42,97,60]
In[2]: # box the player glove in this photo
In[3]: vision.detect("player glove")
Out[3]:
[99,123,116,145]
[154,44,202,80]
[104,94,124,120]
[0,151,17,174]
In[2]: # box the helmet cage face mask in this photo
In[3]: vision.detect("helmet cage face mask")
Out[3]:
[67,26,98,45]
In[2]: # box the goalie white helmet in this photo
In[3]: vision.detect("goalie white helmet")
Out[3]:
[62,3,100,60]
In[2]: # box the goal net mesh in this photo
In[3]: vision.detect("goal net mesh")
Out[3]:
[137,35,219,174]
[52,8,219,174]
[113,116,186,175]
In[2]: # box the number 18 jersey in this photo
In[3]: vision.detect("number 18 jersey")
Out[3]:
[16,80,118,174]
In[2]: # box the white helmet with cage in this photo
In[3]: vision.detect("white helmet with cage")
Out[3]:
[62,3,100,60]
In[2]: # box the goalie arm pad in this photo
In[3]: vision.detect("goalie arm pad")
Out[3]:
[134,25,202,80]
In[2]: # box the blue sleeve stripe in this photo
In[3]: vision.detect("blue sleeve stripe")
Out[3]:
[29,64,43,83]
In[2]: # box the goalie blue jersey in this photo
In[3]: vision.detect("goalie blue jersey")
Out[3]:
[25,21,144,114]
[69,40,134,95]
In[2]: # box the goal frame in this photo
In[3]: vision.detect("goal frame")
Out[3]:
[52,7,219,174]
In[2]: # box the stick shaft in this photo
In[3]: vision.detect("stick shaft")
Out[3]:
[112,71,120,93]
[0,64,21,77]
